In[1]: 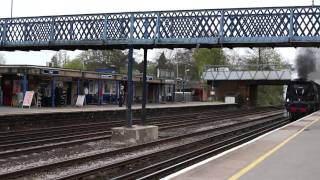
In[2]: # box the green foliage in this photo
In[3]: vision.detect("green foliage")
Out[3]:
[154,51,175,77]
[257,86,284,106]
[50,56,60,68]
[50,50,69,67]
[244,48,284,70]
[150,48,228,81]
[244,48,286,106]
[133,59,156,76]
[193,48,228,73]
[147,61,157,76]
[156,52,171,70]
[77,50,127,73]
[172,49,198,80]
[63,58,85,70]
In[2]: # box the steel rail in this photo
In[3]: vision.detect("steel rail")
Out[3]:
[58,115,288,180]
[0,107,278,149]
[0,107,237,140]
[119,119,289,180]
[0,108,282,159]
[0,110,284,179]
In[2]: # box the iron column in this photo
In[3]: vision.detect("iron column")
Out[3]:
[22,74,27,96]
[172,83,175,102]
[98,79,102,105]
[51,77,56,107]
[77,79,80,95]
[127,48,134,127]
[116,80,119,101]
[141,48,148,124]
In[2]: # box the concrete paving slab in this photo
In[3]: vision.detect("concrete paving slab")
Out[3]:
[167,111,320,180]
[240,114,320,180]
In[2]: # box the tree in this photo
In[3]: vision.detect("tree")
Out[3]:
[77,50,127,73]
[0,53,6,64]
[156,52,171,70]
[243,48,283,70]
[147,61,157,76]
[225,49,243,66]
[154,51,174,76]
[171,49,199,80]
[63,58,85,70]
[243,48,285,106]
[193,48,228,73]
[50,55,59,67]
[257,85,284,106]
[50,50,69,67]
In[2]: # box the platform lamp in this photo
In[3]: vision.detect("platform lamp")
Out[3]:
[10,0,13,18]
[183,68,190,103]
[0,74,2,105]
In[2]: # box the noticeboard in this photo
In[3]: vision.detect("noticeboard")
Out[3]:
[76,95,85,107]
[22,91,34,108]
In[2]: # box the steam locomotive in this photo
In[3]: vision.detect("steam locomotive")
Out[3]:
[285,79,320,119]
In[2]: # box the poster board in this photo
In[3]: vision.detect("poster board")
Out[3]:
[13,80,21,94]
[22,91,34,108]
[76,95,85,107]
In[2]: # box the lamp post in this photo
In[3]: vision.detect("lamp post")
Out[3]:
[183,68,189,103]
[10,0,13,18]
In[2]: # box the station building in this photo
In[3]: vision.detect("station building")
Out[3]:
[0,65,175,107]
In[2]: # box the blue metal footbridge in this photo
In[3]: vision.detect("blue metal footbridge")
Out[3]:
[2,6,318,127]
[0,6,320,51]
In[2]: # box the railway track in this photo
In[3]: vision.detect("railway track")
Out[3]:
[0,109,286,179]
[0,106,280,145]
[60,114,289,180]
[0,106,280,144]
[112,117,289,180]
[0,107,283,159]
[0,108,231,144]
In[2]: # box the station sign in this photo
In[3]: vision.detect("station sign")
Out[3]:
[147,75,153,81]
[165,79,175,83]
[101,74,113,79]
[56,76,72,82]
[41,69,59,75]
[138,75,153,81]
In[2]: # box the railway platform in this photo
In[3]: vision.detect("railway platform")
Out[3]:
[0,102,237,131]
[0,102,229,116]
[166,111,320,180]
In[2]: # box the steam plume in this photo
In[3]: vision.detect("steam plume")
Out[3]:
[295,48,316,79]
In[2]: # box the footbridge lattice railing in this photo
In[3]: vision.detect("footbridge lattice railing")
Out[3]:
[0,6,320,50]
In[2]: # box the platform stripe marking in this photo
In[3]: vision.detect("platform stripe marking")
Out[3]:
[228,116,320,180]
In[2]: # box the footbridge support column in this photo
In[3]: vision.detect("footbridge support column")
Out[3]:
[249,85,258,107]
[111,48,158,144]
[141,48,148,125]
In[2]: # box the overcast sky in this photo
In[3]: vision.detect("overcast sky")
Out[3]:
[0,0,318,65]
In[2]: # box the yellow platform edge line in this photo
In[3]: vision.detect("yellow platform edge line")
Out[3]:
[228,117,320,180]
